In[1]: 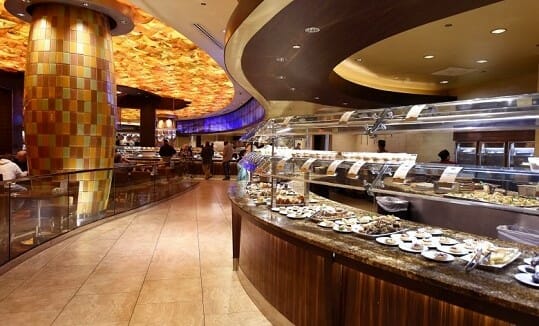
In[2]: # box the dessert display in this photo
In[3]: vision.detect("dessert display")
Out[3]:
[422,250,455,262]
[446,191,539,207]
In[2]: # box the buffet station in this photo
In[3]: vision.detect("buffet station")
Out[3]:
[231,93,539,325]
[230,181,538,325]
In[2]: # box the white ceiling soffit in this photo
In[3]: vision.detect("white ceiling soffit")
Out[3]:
[129,0,252,116]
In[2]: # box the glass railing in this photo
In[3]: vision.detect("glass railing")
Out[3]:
[0,162,194,265]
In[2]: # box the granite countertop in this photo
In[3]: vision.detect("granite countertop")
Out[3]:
[229,183,539,321]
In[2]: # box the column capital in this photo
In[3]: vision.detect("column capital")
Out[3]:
[4,0,134,35]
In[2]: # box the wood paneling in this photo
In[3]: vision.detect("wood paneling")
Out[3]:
[240,213,341,325]
[232,201,524,325]
[454,130,535,142]
[341,265,509,326]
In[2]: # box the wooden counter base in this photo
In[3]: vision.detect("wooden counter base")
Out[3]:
[234,205,509,325]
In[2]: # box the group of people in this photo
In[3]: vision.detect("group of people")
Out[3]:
[200,141,234,180]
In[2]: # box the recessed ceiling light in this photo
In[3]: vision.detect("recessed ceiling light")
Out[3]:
[81,2,89,7]
[290,87,296,91]
[476,59,488,64]
[423,55,435,59]
[439,80,449,84]
[490,28,506,34]
[304,26,320,33]
[342,102,349,106]
[275,57,285,62]
[392,76,399,80]
[276,75,286,80]
[292,44,301,49]
[355,58,362,62]
[116,91,122,94]
[222,29,226,33]
[314,96,320,100]
[16,13,25,17]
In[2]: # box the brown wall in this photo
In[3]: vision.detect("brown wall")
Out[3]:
[0,70,24,154]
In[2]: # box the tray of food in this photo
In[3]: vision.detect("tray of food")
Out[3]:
[351,215,407,239]
[461,246,521,269]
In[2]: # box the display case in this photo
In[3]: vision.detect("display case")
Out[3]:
[455,142,477,165]
[240,93,539,238]
[509,141,535,168]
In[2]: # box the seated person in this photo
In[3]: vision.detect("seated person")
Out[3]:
[13,150,28,172]
[0,158,28,192]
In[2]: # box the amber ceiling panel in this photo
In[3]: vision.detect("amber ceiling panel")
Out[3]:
[0,0,234,119]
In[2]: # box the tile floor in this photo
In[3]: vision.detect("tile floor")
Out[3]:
[0,180,270,325]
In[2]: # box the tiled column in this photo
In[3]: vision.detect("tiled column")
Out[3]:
[6,0,133,219]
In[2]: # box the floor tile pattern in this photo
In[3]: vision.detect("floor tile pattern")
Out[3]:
[0,180,270,325]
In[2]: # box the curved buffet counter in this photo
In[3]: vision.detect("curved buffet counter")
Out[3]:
[229,183,539,325]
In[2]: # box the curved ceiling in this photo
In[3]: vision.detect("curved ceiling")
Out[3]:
[0,0,246,120]
[336,0,539,95]
[225,0,538,117]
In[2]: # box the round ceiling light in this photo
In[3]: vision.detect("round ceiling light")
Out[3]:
[490,28,507,34]
[276,57,286,62]
[292,44,301,49]
[476,59,488,64]
[304,26,320,33]
[423,55,435,59]
[276,75,286,80]
[439,80,449,84]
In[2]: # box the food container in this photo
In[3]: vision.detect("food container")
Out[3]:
[517,184,537,198]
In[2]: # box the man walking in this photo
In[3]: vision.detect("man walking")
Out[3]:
[222,141,233,180]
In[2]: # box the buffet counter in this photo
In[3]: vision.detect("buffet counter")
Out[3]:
[124,157,238,176]
[229,183,539,325]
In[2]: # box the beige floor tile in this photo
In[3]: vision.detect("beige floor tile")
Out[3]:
[145,262,201,280]
[0,287,77,314]
[130,301,204,326]
[138,278,202,304]
[106,241,157,257]
[46,250,106,267]
[204,311,271,326]
[78,272,145,295]
[96,255,152,274]
[202,285,259,315]
[0,310,59,326]
[0,279,24,301]
[66,238,116,253]
[53,292,138,325]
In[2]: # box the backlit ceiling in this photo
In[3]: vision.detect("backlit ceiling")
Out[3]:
[0,0,234,119]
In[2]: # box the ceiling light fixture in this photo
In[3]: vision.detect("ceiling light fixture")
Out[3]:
[476,59,488,64]
[304,26,320,33]
[314,96,320,100]
[275,57,285,62]
[490,28,507,34]
[423,55,435,59]
[16,13,25,17]
[290,87,296,91]
[81,2,89,7]
[276,75,286,80]
[355,58,362,62]
[342,102,349,106]
[200,2,207,6]
[444,23,453,27]
[439,80,449,84]
[292,44,301,49]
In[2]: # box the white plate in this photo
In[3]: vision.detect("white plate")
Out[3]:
[287,213,303,219]
[438,237,459,246]
[514,273,539,288]
[333,225,352,233]
[317,221,334,228]
[399,242,426,253]
[271,207,280,212]
[414,232,432,239]
[375,237,400,246]
[398,234,417,242]
[357,216,373,224]
[418,238,439,248]
[422,250,454,262]
[351,224,364,233]
[517,265,535,273]
[523,257,538,265]
[418,227,443,236]
[437,244,469,256]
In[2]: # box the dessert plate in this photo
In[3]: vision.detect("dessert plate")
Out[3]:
[399,242,425,253]
[422,250,454,262]
[514,273,539,288]
[375,236,400,246]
